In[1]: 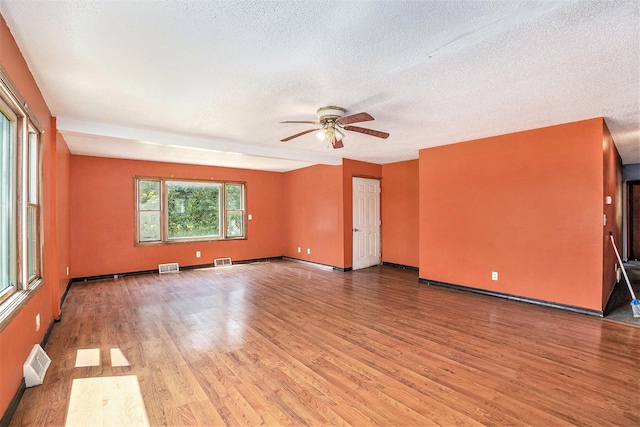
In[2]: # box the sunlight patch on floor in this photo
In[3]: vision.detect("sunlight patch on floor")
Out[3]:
[110,348,131,367]
[65,375,149,427]
[74,348,100,367]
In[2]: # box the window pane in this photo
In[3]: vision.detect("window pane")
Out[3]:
[27,205,36,279]
[167,182,220,239]
[139,180,160,210]
[0,113,15,296]
[28,132,38,204]
[27,131,39,282]
[139,211,161,242]
[226,211,243,237]
[225,184,242,210]
[0,112,14,295]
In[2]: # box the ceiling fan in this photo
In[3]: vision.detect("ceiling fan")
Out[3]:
[280,106,389,149]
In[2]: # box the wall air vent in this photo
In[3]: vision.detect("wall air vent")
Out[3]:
[214,257,232,267]
[158,262,179,274]
[23,344,51,387]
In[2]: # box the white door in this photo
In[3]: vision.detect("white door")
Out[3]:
[352,177,381,270]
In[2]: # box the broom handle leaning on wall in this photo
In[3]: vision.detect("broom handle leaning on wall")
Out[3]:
[609,232,638,300]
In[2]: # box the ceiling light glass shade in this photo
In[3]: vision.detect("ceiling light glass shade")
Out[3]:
[316,123,342,143]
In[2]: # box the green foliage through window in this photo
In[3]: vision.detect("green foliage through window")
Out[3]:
[226,184,242,210]
[139,181,160,210]
[167,182,220,239]
[138,180,161,242]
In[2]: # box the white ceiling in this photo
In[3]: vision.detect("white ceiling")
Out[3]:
[0,0,638,172]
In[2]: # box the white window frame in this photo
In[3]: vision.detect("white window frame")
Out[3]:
[0,65,44,332]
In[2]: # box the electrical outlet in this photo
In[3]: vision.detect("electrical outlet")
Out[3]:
[307,248,311,254]
[66,266,69,276]
[196,251,201,258]
[248,214,252,220]
[297,247,301,253]
[36,313,40,332]
[491,272,498,281]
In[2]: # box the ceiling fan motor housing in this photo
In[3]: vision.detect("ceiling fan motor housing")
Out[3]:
[317,106,345,124]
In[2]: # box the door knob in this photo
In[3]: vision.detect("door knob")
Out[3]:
[354,228,360,232]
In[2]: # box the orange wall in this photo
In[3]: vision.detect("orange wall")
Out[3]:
[381,160,419,267]
[342,159,382,268]
[281,164,344,267]
[70,156,285,278]
[602,121,623,308]
[419,119,605,311]
[0,14,61,417]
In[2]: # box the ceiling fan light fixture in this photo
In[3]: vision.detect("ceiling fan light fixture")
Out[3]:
[281,105,388,148]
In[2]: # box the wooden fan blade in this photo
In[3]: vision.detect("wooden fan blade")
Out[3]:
[332,140,344,149]
[343,125,389,139]
[337,112,374,125]
[281,128,317,142]
[280,120,319,124]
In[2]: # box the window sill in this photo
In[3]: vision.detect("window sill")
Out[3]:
[135,236,247,246]
[0,279,44,334]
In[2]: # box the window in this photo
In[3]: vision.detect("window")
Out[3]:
[136,178,245,244]
[0,65,44,319]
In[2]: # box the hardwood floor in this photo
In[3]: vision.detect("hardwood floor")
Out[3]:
[9,259,640,426]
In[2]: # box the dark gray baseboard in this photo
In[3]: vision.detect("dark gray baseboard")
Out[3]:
[419,277,602,317]
[382,262,419,271]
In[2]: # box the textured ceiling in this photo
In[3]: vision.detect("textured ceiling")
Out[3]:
[0,0,638,171]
